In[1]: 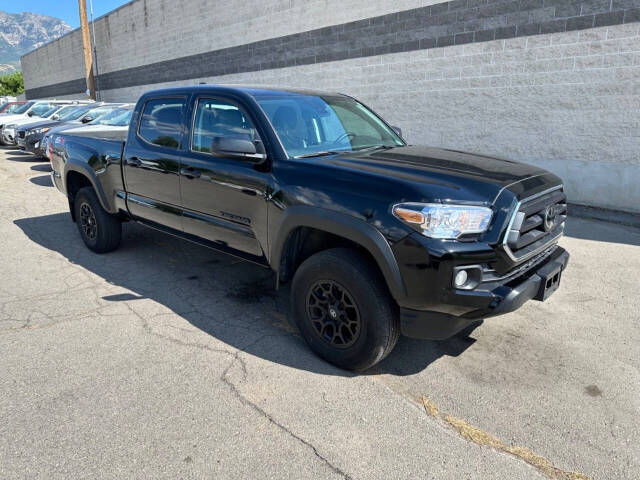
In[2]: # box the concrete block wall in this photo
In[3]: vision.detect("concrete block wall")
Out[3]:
[20,0,640,213]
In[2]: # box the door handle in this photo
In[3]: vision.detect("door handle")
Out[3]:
[180,167,201,179]
[126,156,141,167]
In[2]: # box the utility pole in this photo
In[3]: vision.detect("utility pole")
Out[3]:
[89,0,101,101]
[78,0,95,99]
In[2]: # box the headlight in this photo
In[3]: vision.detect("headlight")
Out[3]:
[392,203,493,239]
[28,127,50,135]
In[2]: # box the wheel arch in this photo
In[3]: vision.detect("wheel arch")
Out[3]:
[64,162,114,221]
[270,206,407,301]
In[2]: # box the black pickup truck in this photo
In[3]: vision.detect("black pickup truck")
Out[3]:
[50,85,569,370]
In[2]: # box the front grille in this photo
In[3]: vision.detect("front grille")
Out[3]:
[18,131,25,139]
[503,186,566,262]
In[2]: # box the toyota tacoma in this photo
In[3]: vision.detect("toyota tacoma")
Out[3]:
[49,85,569,371]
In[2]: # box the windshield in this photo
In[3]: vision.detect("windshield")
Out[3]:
[53,105,79,119]
[12,102,35,115]
[41,106,63,118]
[59,106,92,121]
[30,103,55,117]
[93,107,133,126]
[1,103,24,114]
[85,106,119,121]
[256,94,403,158]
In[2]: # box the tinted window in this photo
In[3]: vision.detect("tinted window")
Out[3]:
[138,98,185,149]
[192,98,259,154]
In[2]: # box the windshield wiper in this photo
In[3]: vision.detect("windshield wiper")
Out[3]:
[352,145,396,152]
[294,145,397,159]
[294,150,345,159]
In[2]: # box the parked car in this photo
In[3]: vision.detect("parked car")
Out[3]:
[15,104,87,155]
[3,103,75,145]
[66,104,134,132]
[0,100,89,146]
[31,104,126,157]
[49,85,569,371]
[0,101,26,115]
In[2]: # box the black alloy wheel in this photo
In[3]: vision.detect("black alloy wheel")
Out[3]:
[73,187,122,253]
[291,248,400,371]
[306,280,361,348]
[79,202,98,241]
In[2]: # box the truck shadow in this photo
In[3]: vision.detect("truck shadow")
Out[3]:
[14,213,477,377]
[29,175,53,187]
[4,153,46,163]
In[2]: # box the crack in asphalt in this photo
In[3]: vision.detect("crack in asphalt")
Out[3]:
[121,299,351,480]
[220,342,353,480]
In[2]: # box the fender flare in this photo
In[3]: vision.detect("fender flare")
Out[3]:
[270,206,407,301]
[64,160,115,214]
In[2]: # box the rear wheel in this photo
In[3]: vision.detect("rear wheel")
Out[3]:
[291,248,399,371]
[74,187,121,253]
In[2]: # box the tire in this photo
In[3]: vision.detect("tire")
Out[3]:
[73,187,121,253]
[291,248,400,371]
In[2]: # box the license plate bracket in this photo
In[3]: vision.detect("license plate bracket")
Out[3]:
[535,261,563,301]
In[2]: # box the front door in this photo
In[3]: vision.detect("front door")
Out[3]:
[123,96,187,231]
[179,96,271,263]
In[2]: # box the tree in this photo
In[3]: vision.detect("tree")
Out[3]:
[0,71,24,96]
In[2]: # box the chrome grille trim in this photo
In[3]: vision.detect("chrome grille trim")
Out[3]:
[502,185,565,263]
[483,244,558,283]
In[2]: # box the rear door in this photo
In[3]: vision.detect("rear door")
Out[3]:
[123,96,187,231]
[178,95,271,262]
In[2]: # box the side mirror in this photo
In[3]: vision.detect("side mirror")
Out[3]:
[81,116,93,123]
[51,114,60,121]
[391,126,403,138]
[27,111,34,117]
[211,137,267,162]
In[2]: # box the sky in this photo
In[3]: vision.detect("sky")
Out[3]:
[0,0,132,28]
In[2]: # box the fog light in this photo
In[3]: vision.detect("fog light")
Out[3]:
[454,270,468,288]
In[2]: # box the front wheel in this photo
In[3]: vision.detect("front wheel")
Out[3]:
[74,187,121,253]
[291,248,400,371]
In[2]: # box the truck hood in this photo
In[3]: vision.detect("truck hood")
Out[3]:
[325,145,549,202]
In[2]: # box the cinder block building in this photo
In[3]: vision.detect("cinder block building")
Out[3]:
[20,0,640,213]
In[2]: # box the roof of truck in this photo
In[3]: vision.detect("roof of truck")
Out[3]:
[141,84,345,98]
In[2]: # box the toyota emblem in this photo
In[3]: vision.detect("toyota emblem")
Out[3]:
[543,206,558,232]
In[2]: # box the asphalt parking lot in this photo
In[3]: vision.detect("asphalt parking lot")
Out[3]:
[0,147,638,480]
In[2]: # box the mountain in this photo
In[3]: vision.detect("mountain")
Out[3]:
[0,10,72,71]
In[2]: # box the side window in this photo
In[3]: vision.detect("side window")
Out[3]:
[138,98,186,149]
[192,98,260,154]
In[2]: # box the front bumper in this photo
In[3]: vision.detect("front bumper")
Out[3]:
[19,133,44,155]
[2,131,16,145]
[399,246,569,340]
[51,170,64,193]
